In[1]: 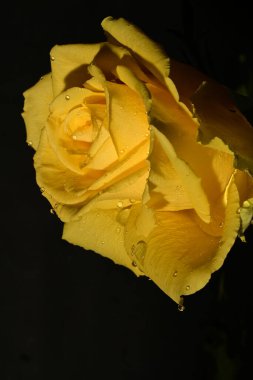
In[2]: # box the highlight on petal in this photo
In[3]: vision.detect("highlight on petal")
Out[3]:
[125,177,240,303]
[62,208,143,276]
[50,43,103,96]
[22,73,53,150]
[101,16,170,83]
[192,81,253,175]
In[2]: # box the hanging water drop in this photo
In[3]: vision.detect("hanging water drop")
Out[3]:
[178,296,185,312]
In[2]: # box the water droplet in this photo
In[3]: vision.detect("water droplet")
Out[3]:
[116,227,121,233]
[237,208,241,214]
[72,134,77,140]
[173,271,178,277]
[65,95,70,100]
[117,201,123,208]
[218,239,223,247]
[101,241,105,245]
[132,261,137,267]
[50,55,55,61]
[178,296,185,312]
[40,76,44,80]
[219,221,224,228]
[186,285,190,291]
[50,208,55,214]
[54,203,59,209]
[27,141,33,147]
[119,149,125,154]
[145,132,149,137]
[40,187,45,193]
[129,198,136,204]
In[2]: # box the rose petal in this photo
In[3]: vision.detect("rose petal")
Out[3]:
[34,128,103,206]
[101,16,170,83]
[149,83,235,207]
[234,170,253,234]
[192,81,253,175]
[22,74,53,150]
[152,127,210,223]
[50,43,103,96]
[105,82,150,157]
[115,65,151,113]
[62,209,143,276]
[125,176,240,303]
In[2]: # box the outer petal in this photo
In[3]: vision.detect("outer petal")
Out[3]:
[234,170,253,235]
[50,43,103,96]
[148,83,235,207]
[192,81,253,174]
[62,209,143,276]
[125,177,240,304]
[22,74,53,150]
[101,17,170,83]
[151,127,210,222]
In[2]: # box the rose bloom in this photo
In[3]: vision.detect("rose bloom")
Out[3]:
[22,17,253,306]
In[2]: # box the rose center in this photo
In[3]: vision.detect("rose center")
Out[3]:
[65,106,96,143]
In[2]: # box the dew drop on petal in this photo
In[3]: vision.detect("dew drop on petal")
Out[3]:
[117,201,123,208]
[65,95,70,100]
[50,55,55,61]
[27,141,33,147]
[218,239,223,247]
[186,285,190,291]
[173,271,178,277]
[178,296,185,312]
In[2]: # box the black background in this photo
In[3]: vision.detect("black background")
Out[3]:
[1,1,253,379]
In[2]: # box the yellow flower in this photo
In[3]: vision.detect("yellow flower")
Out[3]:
[22,16,253,305]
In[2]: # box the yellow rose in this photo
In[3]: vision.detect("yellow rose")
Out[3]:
[22,16,253,307]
